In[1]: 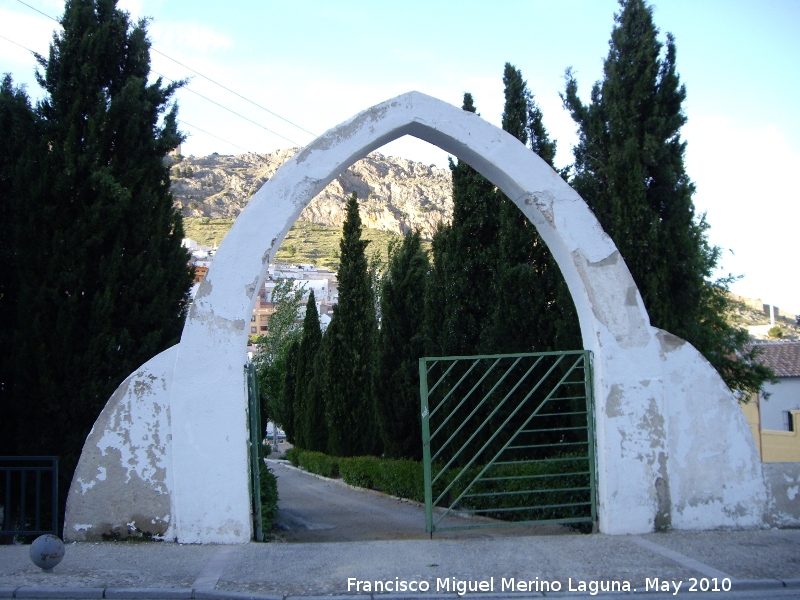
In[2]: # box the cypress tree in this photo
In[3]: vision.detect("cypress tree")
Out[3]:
[324,193,379,457]
[375,231,429,459]
[429,93,500,356]
[3,0,192,514]
[0,77,43,455]
[294,290,327,452]
[562,0,770,394]
[484,64,581,354]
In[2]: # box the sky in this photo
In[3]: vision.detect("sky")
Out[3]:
[2,0,799,314]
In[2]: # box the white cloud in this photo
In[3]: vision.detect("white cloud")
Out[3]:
[148,20,233,56]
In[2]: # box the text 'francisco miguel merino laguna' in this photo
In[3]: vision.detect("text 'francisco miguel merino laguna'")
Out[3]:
[347,576,634,595]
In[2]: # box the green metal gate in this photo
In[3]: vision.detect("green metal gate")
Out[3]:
[419,350,596,533]
[245,362,263,542]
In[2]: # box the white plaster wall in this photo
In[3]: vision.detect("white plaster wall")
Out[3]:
[658,331,766,529]
[761,378,800,431]
[64,345,177,541]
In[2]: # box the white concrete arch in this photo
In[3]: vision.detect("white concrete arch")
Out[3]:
[66,91,769,544]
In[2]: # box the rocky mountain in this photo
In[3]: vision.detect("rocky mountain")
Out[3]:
[170,149,453,239]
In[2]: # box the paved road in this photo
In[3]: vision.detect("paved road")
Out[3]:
[269,459,576,542]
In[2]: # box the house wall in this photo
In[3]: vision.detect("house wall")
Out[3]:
[761,378,800,431]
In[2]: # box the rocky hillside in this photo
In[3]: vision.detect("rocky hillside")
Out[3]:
[170,149,453,239]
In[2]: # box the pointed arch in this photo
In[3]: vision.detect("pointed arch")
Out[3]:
[66,92,767,543]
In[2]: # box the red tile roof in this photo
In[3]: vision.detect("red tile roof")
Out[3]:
[752,341,800,377]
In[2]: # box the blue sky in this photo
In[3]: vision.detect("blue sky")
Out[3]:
[2,0,799,313]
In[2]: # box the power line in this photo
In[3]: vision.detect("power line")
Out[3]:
[12,0,316,142]
[151,49,316,138]
[152,70,301,146]
[0,33,40,56]
[0,33,274,152]
[14,0,59,24]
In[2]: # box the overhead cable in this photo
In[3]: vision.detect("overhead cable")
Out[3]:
[152,70,300,146]
[151,49,317,138]
[12,0,315,142]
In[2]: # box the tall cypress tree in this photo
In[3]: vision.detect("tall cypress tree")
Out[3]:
[484,64,581,354]
[0,77,43,455]
[294,290,327,452]
[324,193,379,457]
[562,0,770,394]
[4,0,192,513]
[376,231,429,459]
[428,93,500,356]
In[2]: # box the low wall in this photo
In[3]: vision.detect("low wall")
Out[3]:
[763,462,800,527]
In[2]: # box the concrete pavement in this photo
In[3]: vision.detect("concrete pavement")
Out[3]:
[1,460,799,599]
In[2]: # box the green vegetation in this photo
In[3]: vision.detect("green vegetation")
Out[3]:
[375,232,429,460]
[258,461,279,532]
[427,93,500,357]
[294,291,327,452]
[484,63,581,354]
[253,280,303,442]
[183,217,233,247]
[322,193,380,457]
[562,0,771,394]
[183,217,427,269]
[0,0,192,520]
[281,447,589,520]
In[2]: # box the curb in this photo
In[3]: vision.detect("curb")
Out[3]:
[1,581,800,599]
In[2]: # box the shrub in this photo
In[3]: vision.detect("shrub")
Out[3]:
[259,461,278,532]
[339,456,381,488]
[433,455,592,523]
[298,450,339,478]
[285,447,302,467]
[376,459,424,503]
[339,456,424,502]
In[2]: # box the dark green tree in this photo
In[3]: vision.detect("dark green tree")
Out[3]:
[484,63,581,354]
[294,290,327,452]
[2,0,192,514]
[0,76,44,455]
[323,193,379,457]
[279,339,300,445]
[562,0,771,394]
[376,231,430,459]
[428,93,500,356]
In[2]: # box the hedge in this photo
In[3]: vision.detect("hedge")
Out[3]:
[283,449,588,522]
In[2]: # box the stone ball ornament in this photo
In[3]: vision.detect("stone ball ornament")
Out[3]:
[30,534,65,572]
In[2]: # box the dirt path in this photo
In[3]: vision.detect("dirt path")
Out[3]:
[267,459,577,543]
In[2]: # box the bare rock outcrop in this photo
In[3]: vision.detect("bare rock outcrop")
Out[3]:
[170,150,453,239]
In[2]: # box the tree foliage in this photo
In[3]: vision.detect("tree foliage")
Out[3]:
[428,93,501,356]
[0,0,192,515]
[484,64,581,354]
[376,231,429,459]
[294,290,327,452]
[561,0,771,394]
[323,193,379,457]
[254,278,303,440]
